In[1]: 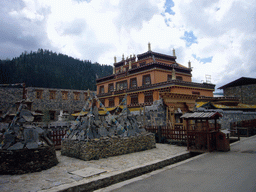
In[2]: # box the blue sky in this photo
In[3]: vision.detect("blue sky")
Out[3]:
[0,0,255,89]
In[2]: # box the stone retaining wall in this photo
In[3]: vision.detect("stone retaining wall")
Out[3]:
[0,146,58,175]
[61,133,156,161]
[224,84,256,105]
[197,108,256,130]
[219,111,256,129]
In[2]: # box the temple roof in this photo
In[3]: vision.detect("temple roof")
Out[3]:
[181,111,222,119]
[137,50,176,61]
[218,77,256,89]
[96,61,191,84]
[196,101,256,110]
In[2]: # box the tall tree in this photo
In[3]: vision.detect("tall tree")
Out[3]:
[0,49,113,90]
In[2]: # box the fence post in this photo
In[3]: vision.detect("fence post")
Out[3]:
[158,126,162,143]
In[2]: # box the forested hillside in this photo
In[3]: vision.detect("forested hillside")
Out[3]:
[0,49,113,90]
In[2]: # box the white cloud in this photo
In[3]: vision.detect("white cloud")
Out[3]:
[0,0,255,90]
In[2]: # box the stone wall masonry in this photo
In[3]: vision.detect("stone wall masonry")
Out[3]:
[197,108,256,130]
[0,87,93,121]
[0,146,58,175]
[26,87,88,116]
[219,111,256,130]
[224,84,256,105]
[61,133,156,161]
[132,99,166,127]
[0,87,23,113]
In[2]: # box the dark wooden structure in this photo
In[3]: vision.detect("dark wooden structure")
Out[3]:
[230,119,256,138]
[145,124,187,144]
[181,112,230,152]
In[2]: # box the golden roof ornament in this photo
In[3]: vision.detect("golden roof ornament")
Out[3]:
[188,60,191,68]
[148,42,151,51]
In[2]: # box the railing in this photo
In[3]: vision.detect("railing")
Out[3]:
[230,119,256,137]
[97,79,215,97]
[145,125,187,143]
[48,126,68,148]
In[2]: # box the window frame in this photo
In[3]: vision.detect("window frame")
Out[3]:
[108,83,114,93]
[130,94,138,105]
[36,90,43,99]
[62,91,68,100]
[99,85,104,94]
[49,90,56,100]
[142,74,151,86]
[144,92,153,103]
[73,92,80,100]
[130,78,137,88]
[108,98,115,107]
[116,80,128,91]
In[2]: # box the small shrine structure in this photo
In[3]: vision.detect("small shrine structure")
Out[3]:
[181,112,230,152]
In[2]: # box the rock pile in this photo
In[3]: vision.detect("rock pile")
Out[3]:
[66,106,147,140]
[62,102,156,160]
[0,101,58,175]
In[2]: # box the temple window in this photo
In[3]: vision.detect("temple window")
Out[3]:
[143,74,151,85]
[167,75,172,81]
[36,90,43,99]
[177,76,183,81]
[49,91,56,100]
[130,78,137,88]
[116,80,127,91]
[108,83,114,93]
[62,91,68,100]
[130,95,138,105]
[109,99,114,107]
[144,92,153,103]
[74,92,80,100]
[99,85,104,94]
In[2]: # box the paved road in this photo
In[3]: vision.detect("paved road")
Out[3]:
[108,136,256,192]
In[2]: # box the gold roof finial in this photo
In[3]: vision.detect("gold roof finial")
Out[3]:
[114,56,117,63]
[188,60,191,68]
[148,42,151,51]
[173,48,176,57]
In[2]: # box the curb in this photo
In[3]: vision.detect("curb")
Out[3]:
[40,151,192,192]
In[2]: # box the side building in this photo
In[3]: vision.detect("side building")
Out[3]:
[0,86,90,122]
[218,77,256,105]
[96,44,215,110]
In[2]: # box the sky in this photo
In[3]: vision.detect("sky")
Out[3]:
[1,0,256,91]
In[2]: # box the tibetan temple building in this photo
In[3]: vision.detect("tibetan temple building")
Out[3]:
[96,43,215,111]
